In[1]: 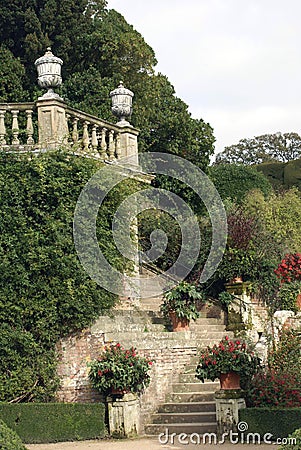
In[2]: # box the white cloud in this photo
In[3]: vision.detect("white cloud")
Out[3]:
[107,0,301,153]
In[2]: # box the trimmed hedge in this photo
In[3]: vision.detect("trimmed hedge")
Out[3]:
[239,408,301,440]
[0,419,28,450]
[255,158,301,190]
[0,403,106,444]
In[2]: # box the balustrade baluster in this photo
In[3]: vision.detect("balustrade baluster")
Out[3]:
[11,110,20,146]
[72,117,79,145]
[115,133,121,159]
[0,110,6,145]
[82,121,90,152]
[100,127,107,160]
[91,125,98,155]
[26,109,34,145]
[108,130,115,160]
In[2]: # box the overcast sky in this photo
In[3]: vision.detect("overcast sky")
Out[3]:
[107,0,301,156]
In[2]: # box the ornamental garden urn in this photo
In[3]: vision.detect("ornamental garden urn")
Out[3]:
[110,82,134,126]
[35,47,63,99]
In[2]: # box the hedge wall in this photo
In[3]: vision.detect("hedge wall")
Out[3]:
[255,158,301,190]
[239,408,301,440]
[0,403,106,444]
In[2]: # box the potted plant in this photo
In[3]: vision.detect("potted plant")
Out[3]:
[160,281,204,331]
[88,343,153,395]
[195,336,261,389]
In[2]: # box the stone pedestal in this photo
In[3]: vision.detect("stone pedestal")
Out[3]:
[36,98,68,149]
[215,389,246,438]
[118,125,139,163]
[106,393,140,438]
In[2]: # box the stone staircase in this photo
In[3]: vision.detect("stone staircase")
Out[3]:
[145,356,219,436]
[144,317,232,436]
[95,270,232,436]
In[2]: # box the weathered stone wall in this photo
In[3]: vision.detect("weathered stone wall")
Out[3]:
[56,326,197,432]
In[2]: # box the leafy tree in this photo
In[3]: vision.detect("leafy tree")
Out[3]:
[0,45,29,102]
[216,132,301,165]
[0,0,215,170]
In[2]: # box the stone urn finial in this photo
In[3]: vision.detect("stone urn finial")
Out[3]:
[35,47,63,100]
[110,81,134,126]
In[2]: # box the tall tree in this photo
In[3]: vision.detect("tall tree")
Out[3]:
[216,132,301,165]
[0,0,214,169]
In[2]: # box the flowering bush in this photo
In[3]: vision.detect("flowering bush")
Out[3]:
[246,371,301,408]
[88,344,153,394]
[275,253,301,283]
[195,336,261,383]
[246,330,301,408]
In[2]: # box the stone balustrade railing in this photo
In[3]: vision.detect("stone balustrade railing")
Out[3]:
[0,103,37,150]
[66,106,123,161]
[0,98,139,162]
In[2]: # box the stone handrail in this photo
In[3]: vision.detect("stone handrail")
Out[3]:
[0,103,37,150]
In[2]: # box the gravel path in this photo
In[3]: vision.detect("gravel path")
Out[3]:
[26,437,274,450]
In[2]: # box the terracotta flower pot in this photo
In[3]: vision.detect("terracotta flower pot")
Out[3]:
[297,293,301,310]
[169,311,190,332]
[230,276,243,284]
[219,372,241,390]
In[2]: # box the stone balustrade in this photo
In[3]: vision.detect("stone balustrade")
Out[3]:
[65,105,137,161]
[0,99,139,162]
[0,103,37,150]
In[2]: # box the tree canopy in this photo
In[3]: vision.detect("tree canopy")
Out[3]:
[0,0,214,170]
[215,132,301,165]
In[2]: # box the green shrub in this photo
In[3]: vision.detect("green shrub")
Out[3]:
[0,403,106,444]
[246,330,301,408]
[239,408,301,440]
[279,428,301,449]
[209,164,272,202]
[284,158,301,190]
[255,161,285,189]
[0,419,27,450]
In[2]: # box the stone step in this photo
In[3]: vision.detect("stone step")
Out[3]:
[193,317,225,325]
[191,331,232,339]
[157,401,216,414]
[144,422,217,435]
[165,391,216,403]
[172,382,218,393]
[178,372,201,383]
[151,411,216,424]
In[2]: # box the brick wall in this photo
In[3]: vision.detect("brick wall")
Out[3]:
[56,327,198,432]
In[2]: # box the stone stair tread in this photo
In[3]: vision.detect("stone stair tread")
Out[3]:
[158,401,216,413]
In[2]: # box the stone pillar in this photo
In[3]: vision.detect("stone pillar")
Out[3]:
[106,393,140,438]
[215,389,246,438]
[118,125,139,163]
[36,98,68,149]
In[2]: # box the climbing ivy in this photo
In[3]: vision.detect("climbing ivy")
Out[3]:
[0,150,138,401]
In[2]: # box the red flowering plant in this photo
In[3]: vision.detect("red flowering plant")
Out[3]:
[195,336,261,383]
[88,343,153,395]
[275,253,301,283]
